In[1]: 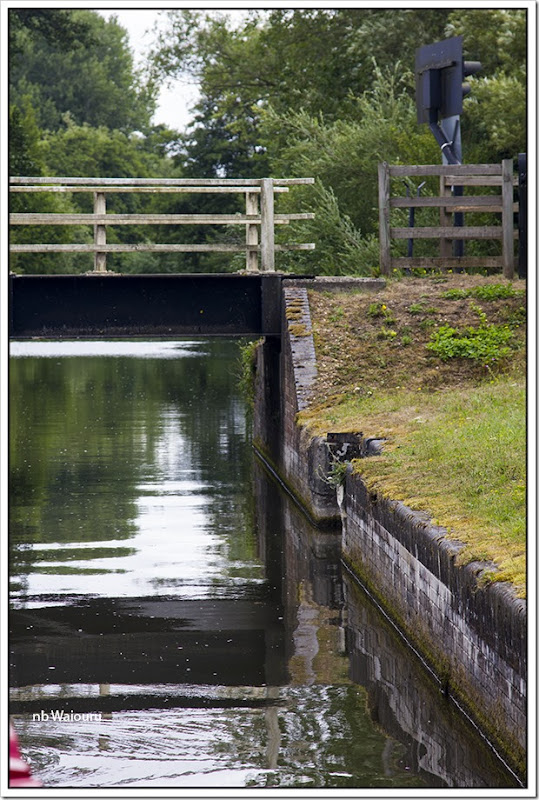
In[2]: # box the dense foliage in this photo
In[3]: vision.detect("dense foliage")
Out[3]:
[9,7,527,274]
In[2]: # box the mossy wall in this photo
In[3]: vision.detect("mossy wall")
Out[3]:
[251,277,526,780]
[342,472,526,776]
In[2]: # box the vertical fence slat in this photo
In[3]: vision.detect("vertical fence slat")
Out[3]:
[93,192,107,273]
[378,162,391,276]
[245,191,259,272]
[260,178,275,272]
[501,158,515,279]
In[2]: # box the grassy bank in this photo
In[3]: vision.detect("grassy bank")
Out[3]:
[299,275,527,597]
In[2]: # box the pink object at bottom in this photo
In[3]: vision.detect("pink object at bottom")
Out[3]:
[9,723,43,788]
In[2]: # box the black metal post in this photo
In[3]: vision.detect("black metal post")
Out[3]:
[407,182,426,259]
[406,185,413,258]
[453,185,464,258]
[518,153,527,279]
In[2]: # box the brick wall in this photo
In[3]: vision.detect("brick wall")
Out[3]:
[342,470,526,772]
[254,286,340,527]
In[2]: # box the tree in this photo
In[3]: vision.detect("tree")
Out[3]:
[9,101,93,275]
[9,101,44,176]
[150,9,450,179]
[261,65,440,274]
[146,9,454,273]
[9,9,166,274]
[9,8,95,53]
[10,6,527,276]
[9,9,156,134]
[446,9,527,163]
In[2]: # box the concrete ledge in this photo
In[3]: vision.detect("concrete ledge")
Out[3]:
[283,276,385,293]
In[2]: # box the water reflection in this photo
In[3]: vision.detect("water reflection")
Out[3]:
[9,340,517,789]
[10,340,254,602]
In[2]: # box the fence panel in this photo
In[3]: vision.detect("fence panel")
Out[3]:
[378,161,518,277]
[9,177,315,274]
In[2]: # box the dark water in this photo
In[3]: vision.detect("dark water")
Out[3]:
[9,340,517,790]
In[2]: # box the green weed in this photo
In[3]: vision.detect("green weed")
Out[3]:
[368,301,396,325]
[427,320,513,367]
[409,301,439,315]
[367,301,385,317]
[441,283,524,301]
[324,459,349,487]
[237,338,262,409]
[329,306,345,322]
[378,326,397,340]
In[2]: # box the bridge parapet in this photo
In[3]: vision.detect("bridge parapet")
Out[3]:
[9,272,287,339]
[10,176,315,274]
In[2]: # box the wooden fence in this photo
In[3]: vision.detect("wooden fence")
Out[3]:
[9,177,316,273]
[378,160,518,278]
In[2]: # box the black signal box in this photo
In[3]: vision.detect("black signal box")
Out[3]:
[415,36,479,124]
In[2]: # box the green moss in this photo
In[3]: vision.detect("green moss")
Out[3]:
[237,338,262,409]
[288,323,310,337]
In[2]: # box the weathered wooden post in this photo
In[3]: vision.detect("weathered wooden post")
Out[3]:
[378,162,391,275]
[245,191,259,271]
[501,158,514,279]
[93,191,107,273]
[260,178,275,272]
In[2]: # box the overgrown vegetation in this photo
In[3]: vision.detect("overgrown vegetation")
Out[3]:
[441,283,524,301]
[321,459,349,489]
[299,274,527,596]
[426,304,515,368]
[237,338,262,410]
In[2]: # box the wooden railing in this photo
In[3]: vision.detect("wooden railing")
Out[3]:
[9,177,316,273]
[377,160,518,278]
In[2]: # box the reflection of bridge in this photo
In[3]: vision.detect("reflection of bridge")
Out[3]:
[10,595,287,704]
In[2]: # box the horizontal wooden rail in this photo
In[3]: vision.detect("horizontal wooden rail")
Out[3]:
[10,185,291,194]
[392,257,509,269]
[378,159,518,278]
[9,176,315,273]
[10,213,314,225]
[10,243,316,253]
[10,176,315,186]
[390,226,519,240]
[390,196,519,213]
[388,164,504,177]
[442,176,518,187]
